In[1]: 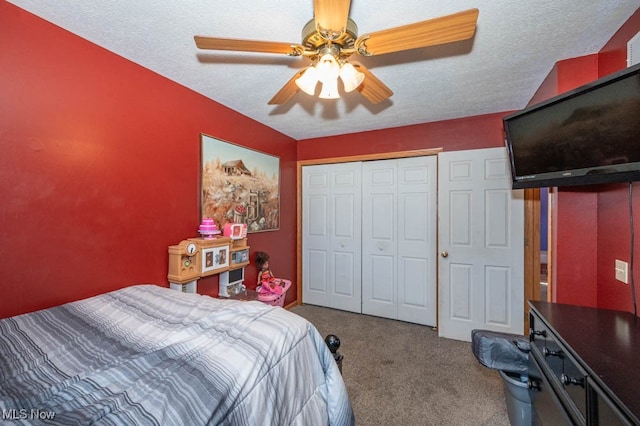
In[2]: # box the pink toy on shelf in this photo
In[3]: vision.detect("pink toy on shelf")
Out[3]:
[222,222,248,240]
[198,218,220,239]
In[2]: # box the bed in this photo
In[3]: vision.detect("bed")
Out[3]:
[0,285,354,425]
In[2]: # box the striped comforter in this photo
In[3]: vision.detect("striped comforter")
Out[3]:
[0,285,354,425]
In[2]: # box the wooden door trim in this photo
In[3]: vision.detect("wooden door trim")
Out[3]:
[523,188,540,334]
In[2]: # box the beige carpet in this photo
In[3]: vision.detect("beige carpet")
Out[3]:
[291,304,511,426]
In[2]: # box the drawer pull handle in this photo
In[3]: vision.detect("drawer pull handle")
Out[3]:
[527,378,541,391]
[560,373,585,387]
[543,347,564,358]
[531,329,547,338]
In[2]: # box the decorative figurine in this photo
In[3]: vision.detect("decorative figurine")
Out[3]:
[255,251,283,296]
[198,218,220,239]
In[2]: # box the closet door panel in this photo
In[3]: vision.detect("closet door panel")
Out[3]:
[329,164,362,312]
[362,160,398,319]
[397,156,437,326]
[370,254,395,301]
[399,257,428,305]
[303,156,437,325]
[307,249,329,294]
[302,162,362,313]
[302,167,332,307]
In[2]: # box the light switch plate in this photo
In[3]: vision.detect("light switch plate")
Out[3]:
[615,259,629,284]
[629,31,640,67]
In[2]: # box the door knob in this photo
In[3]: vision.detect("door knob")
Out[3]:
[441,251,448,258]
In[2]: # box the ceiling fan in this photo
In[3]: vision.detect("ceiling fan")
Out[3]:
[194,0,478,105]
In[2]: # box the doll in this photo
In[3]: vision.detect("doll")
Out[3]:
[255,251,283,296]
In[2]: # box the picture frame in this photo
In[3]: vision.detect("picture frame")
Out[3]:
[201,245,229,274]
[200,134,280,233]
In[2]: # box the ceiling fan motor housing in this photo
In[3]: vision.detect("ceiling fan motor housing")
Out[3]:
[302,18,359,60]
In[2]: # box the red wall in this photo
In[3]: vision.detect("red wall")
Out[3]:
[553,190,599,307]
[594,9,640,314]
[540,8,640,314]
[528,55,599,107]
[297,112,507,159]
[0,3,297,318]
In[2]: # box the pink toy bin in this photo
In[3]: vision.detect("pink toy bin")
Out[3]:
[258,279,292,307]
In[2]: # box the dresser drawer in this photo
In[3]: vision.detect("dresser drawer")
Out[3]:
[528,353,575,425]
[530,311,589,424]
[588,378,634,426]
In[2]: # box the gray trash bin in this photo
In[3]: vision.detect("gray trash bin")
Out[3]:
[499,370,532,426]
[471,329,532,426]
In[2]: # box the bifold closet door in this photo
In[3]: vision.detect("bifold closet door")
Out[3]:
[361,156,437,326]
[302,162,362,313]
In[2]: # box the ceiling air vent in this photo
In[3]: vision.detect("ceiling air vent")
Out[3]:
[629,31,640,67]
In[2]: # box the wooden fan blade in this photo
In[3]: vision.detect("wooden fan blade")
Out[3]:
[314,0,351,38]
[268,68,309,105]
[195,36,304,56]
[355,8,479,56]
[351,62,393,104]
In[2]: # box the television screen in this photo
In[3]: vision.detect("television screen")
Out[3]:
[503,62,640,188]
[228,267,244,284]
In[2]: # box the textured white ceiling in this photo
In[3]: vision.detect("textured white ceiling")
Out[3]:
[7,1,639,140]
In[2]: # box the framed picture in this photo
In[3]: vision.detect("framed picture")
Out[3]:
[200,134,280,233]
[201,245,229,274]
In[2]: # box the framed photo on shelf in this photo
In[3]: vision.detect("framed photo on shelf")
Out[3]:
[201,245,229,274]
[200,134,280,233]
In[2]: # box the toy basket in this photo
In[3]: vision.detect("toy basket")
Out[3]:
[258,279,291,307]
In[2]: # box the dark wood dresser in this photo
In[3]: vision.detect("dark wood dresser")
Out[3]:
[528,301,640,425]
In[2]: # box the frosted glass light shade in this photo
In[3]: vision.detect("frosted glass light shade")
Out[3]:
[319,79,340,99]
[316,53,340,99]
[339,62,365,92]
[295,67,319,95]
[316,53,340,83]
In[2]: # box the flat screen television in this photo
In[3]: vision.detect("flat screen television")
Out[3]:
[503,62,640,189]
[228,267,244,285]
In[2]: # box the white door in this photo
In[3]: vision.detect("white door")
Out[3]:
[362,156,437,326]
[302,162,362,313]
[397,156,438,326]
[361,159,397,319]
[438,147,524,341]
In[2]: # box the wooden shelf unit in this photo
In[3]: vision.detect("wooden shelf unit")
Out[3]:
[167,236,251,295]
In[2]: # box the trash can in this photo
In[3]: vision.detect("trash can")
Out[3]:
[471,329,532,426]
[499,370,532,425]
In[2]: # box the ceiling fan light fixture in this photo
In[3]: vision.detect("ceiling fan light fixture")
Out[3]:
[339,62,365,92]
[295,67,319,95]
[195,7,480,106]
